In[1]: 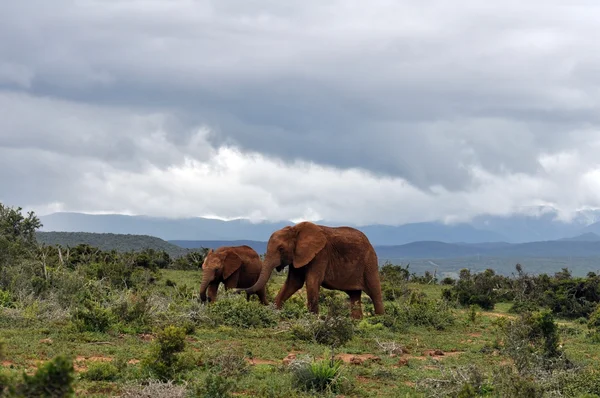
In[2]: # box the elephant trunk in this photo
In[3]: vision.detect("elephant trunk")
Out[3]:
[199,271,213,302]
[243,259,274,294]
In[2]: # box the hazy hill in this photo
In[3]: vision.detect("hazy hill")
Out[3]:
[373,240,600,259]
[171,240,268,254]
[36,231,190,258]
[559,232,600,242]
[168,237,600,260]
[38,208,600,246]
[40,212,508,245]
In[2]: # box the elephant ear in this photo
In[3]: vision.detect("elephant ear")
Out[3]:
[293,222,327,268]
[222,251,243,280]
[202,249,213,270]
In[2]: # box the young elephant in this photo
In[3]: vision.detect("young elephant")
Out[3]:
[199,245,268,305]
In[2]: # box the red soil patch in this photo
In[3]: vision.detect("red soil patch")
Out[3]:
[404,381,416,388]
[247,358,278,366]
[139,333,154,342]
[469,333,482,338]
[485,313,516,319]
[128,359,141,365]
[423,349,463,358]
[335,354,381,365]
[1,361,14,367]
[39,338,53,344]
[282,351,310,365]
[356,376,372,384]
[74,356,114,373]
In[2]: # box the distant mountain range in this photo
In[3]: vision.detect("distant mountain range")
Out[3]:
[36,231,190,258]
[170,233,600,260]
[34,230,600,277]
[37,207,600,246]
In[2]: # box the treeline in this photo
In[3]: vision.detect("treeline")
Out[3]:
[36,231,191,258]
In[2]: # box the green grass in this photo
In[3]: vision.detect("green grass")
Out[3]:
[1,269,600,397]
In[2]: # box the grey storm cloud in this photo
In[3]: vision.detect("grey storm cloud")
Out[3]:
[2,0,600,220]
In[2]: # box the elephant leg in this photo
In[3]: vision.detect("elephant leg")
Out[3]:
[346,290,363,319]
[305,272,323,315]
[275,272,304,309]
[245,292,251,302]
[364,275,385,315]
[257,288,269,306]
[207,283,219,303]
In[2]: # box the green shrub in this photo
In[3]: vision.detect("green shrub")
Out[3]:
[278,296,308,320]
[14,355,75,397]
[290,357,345,394]
[501,311,571,376]
[71,299,113,333]
[381,283,411,301]
[81,362,119,381]
[509,299,539,314]
[192,372,234,398]
[290,296,354,350]
[442,268,511,310]
[493,365,544,398]
[468,304,479,324]
[201,350,249,378]
[374,295,455,332]
[556,368,600,397]
[588,305,600,332]
[170,249,207,270]
[165,279,176,287]
[142,325,190,381]
[207,293,278,328]
[0,290,13,308]
[111,291,153,332]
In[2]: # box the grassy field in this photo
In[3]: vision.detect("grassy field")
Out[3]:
[1,268,599,397]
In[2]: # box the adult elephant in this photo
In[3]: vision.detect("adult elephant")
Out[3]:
[199,245,268,305]
[238,221,384,319]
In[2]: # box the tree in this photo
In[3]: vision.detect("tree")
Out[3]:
[0,203,42,264]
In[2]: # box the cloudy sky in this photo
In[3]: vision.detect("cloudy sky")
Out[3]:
[2,0,600,225]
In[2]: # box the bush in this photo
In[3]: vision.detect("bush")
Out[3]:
[206,293,278,328]
[0,290,13,308]
[201,350,249,378]
[509,299,539,314]
[372,294,455,332]
[14,355,75,397]
[441,277,456,285]
[142,325,190,381]
[111,292,154,333]
[71,299,113,333]
[290,356,346,394]
[81,362,120,381]
[493,365,544,398]
[278,296,308,320]
[192,372,234,398]
[442,268,511,310]
[170,249,208,270]
[588,305,600,332]
[501,310,571,376]
[290,296,354,350]
[556,368,600,397]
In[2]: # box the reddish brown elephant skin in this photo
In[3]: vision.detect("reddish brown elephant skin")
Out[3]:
[199,245,268,305]
[242,221,385,319]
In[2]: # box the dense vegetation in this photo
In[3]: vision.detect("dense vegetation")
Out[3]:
[36,231,191,258]
[2,203,600,397]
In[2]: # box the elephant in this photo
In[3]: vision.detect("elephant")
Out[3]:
[237,221,384,319]
[199,245,268,305]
